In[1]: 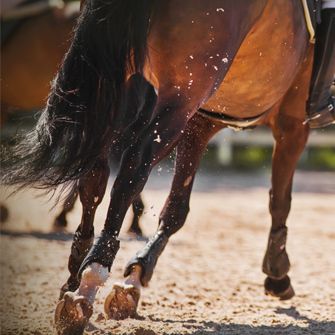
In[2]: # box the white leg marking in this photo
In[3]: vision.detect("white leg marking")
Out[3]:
[77,263,109,304]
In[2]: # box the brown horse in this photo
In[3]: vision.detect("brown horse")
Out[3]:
[1,0,314,334]
[1,4,146,235]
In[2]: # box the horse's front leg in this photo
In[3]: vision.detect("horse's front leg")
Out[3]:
[263,53,312,299]
[104,113,223,320]
[264,115,308,299]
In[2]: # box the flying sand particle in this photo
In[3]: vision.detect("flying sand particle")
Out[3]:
[154,135,161,143]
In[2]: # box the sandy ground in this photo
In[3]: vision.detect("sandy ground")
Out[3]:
[0,171,334,335]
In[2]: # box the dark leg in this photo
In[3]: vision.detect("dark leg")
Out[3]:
[104,113,222,320]
[128,194,145,237]
[263,53,312,299]
[59,159,109,299]
[54,189,78,230]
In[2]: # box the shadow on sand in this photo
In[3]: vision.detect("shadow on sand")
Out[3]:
[85,307,334,335]
[0,228,148,242]
[0,228,74,241]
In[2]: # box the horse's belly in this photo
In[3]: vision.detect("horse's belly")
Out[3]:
[202,0,309,118]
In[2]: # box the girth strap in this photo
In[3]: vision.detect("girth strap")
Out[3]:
[197,108,267,131]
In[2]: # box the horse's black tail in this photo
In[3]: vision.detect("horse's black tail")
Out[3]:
[1,0,156,192]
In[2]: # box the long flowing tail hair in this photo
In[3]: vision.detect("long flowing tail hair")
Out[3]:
[1,0,156,192]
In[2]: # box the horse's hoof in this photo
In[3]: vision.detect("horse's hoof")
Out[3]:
[0,205,9,223]
[127,227,144,239]
[54,291,93,335]
[104,283,140,320]
[264,275,295,300]
[53,219,68,232]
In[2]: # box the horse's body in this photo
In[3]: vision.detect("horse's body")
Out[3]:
[1,1,314,334]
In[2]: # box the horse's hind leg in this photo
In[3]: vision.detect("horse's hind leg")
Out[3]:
[59,159,109,298]
[263,52,312,300]
[105,113,222,320]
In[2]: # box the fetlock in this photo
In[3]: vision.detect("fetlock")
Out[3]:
[60,229,94,299]
[124,230,168,286]
[262,227,290,279]
[77,230,120,278]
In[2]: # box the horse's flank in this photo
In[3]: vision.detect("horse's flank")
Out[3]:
[203,0,310,118]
